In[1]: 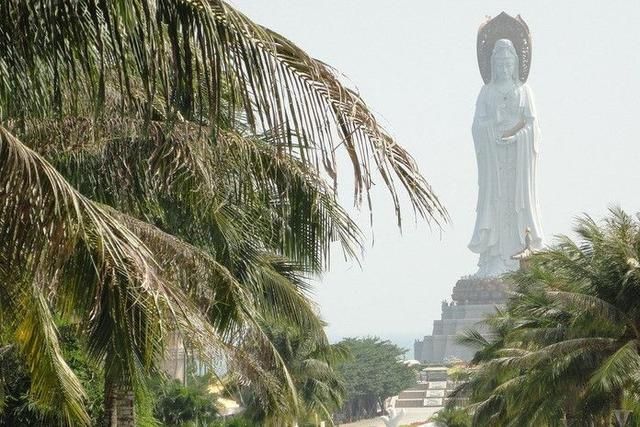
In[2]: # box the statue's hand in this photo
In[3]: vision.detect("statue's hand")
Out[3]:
[498,135,516,145]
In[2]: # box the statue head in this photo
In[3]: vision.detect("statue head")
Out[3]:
[490,39,519,83]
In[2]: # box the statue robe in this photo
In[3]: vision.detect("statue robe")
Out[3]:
[469,83,544,277]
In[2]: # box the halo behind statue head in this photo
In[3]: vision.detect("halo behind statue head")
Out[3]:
[477,12,531,84]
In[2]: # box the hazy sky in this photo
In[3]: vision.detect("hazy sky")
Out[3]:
[229,0,640,352]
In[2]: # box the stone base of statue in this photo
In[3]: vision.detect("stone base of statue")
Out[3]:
[414,276,509,363]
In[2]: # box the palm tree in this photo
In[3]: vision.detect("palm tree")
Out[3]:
[0,1,446,425]
[459,208,640,426]
[236,321,349,426]
[54,118,364,424]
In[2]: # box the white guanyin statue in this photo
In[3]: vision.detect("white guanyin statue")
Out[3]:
[469,35,544,278]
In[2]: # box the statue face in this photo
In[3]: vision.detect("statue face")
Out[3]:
[494,57,516,82]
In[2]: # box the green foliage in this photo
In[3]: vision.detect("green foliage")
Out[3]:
[429,407,472,427]
[0,0,444,424]
[209,416,258,427]
[459,208,640,426]
[152,374,219,427]
[0,325,104,426]
[336,337,416,422]
[58,325,105,424]
[0,346,47,426]
[237,321,347,426]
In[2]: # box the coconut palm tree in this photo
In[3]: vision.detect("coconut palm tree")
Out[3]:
[0,0,446,425]
[236,321,349,426]
[459,208,640,426]
[43,111,365,425]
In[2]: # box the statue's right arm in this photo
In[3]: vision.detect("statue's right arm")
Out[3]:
[472,86,495,151]
[472,86,492,130]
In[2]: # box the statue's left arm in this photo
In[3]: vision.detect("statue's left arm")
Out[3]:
[523,85,540,152]
[514,84,544,245]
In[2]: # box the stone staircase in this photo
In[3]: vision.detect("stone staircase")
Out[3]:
[393,367,460,409]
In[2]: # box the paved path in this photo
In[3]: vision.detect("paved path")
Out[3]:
[337,407,440,426]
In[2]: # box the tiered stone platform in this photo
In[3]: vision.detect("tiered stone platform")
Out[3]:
[414,277,509,363]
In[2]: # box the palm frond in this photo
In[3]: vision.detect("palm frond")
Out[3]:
[17,118,363,272]
[546,290,628,329]
[0,0,446,225]
[589,340,640,393]
[457,328,490,350]
[10,285,89,425]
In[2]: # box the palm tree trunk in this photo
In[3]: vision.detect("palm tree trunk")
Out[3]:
[104,378,136,427]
